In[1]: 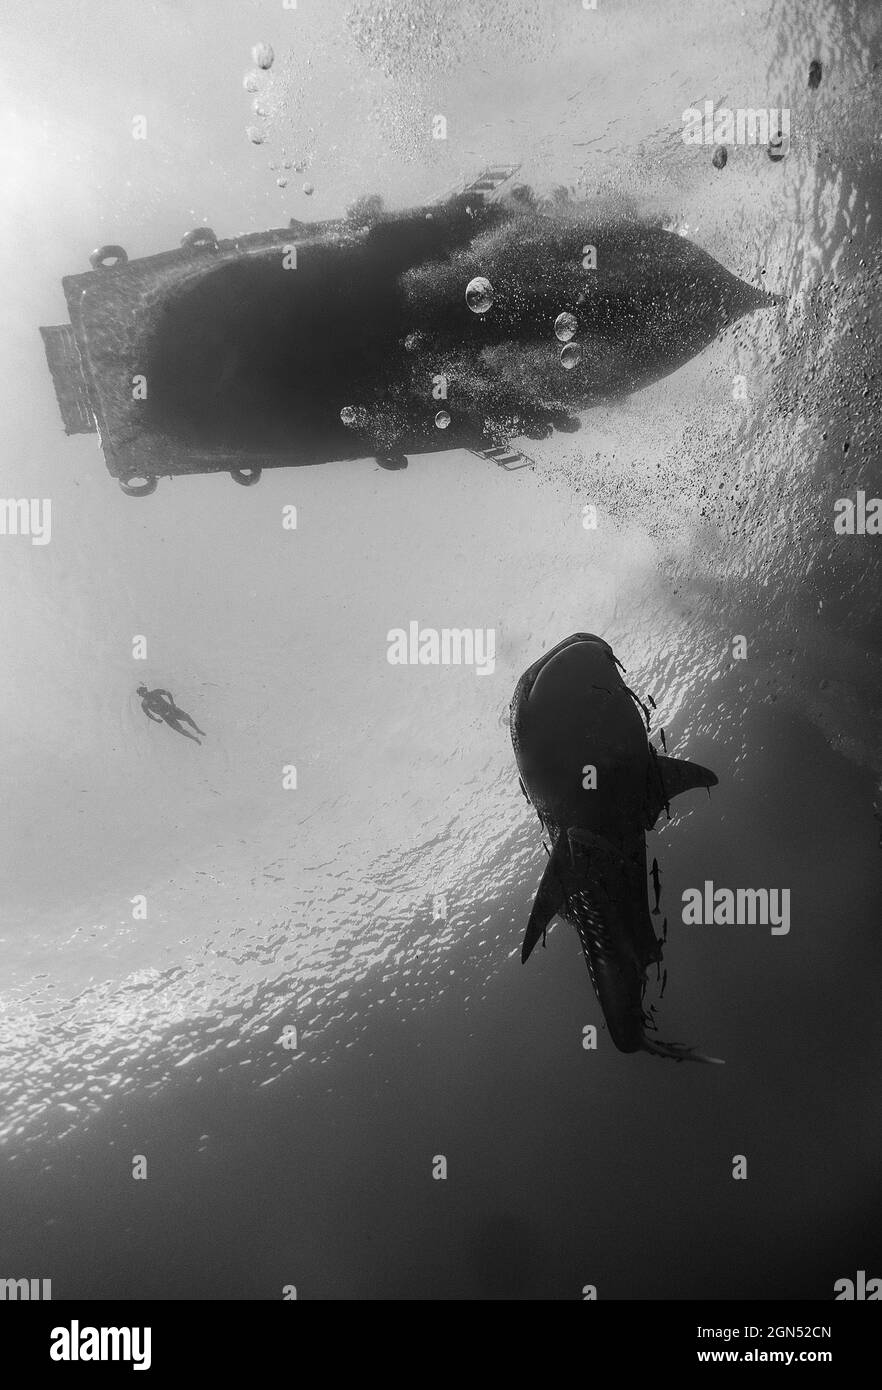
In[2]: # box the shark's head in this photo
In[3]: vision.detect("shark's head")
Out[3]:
[514,633,616,707]
[531,631,615,684]
[510,633,645,828]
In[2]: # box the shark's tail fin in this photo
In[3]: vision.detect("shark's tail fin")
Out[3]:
[640,1034,725,1065]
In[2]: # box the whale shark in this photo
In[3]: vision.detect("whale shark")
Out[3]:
[510,632,723,1063]
[40,167,777,495]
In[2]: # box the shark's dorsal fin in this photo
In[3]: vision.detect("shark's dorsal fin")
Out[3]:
[521,840,567,963]
[646,755,718,827]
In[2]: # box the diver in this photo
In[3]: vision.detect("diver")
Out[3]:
[137,686,206,744]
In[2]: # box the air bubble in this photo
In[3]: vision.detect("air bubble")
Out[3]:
[554,312,577,342]
[404,332,423,352]
[768,130,787,162]
[465,276,494,314]
[252,43,274,70]
[302,182,314,195]
[340,406,357,426]
[246,127,264,145]
[243,72,260,92]
[435,410,451,429]
[277,177,288,188]
[560,343,582,370]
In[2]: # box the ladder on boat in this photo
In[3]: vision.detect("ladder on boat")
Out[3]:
[431,164,522,207]
[472,444,535,472]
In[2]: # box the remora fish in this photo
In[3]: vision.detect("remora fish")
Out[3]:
[650,856,662,914]
[40,168,777,495]
[510,632,723,1063]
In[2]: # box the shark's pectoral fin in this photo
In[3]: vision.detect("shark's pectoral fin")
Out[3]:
[657,755,718,798]
[522,842,567,963]
[646,755,718,827]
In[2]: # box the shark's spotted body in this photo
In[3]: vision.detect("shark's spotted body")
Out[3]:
[510,632,722,1063]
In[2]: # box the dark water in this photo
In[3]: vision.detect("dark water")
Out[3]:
[1,0,880,1299]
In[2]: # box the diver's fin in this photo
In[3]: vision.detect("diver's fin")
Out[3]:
[646,755,718,827]
[640,1034,725,1064]
[521,841,567,963]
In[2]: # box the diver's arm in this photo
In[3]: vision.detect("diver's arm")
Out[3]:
[142,703,163,722]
